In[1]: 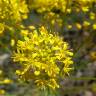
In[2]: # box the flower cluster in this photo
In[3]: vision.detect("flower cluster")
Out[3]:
[28,0,96,31]
[0,0,28,24]
[12,27,73,90]
[28,0,68,13]
[0,0,28,52]
[28,0,96,13]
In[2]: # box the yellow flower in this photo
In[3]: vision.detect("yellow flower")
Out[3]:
[34,71,40,76]
[0,89,5,95]
[12,26,73,90]
[76,23,82,30]
[90,12,95,20]
[92,24,96,30]
[3,78,13,84]
[28,26,35,30]
[10,39,15,47]
[83,21,90,27]
[67,8,72,14]
[48,79,59,90]
[82,6,89,12]
[67,25,72,29]
[21,30,29,36]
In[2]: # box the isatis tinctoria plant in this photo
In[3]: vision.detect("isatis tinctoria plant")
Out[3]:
[12,26,73,90]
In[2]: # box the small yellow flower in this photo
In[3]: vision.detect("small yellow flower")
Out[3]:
[34,71,40,76]
[92,24,96,30]
[82,6,89,12]
[3,78,13,84]
[28,26,35,30]
[90,12,95,20]
[83,21,90,27]
[51,20,55,25]
[0,89,5,95]
[21,30,29,36]
[76,23,82,29]
[16,70,21,75]
[48,79,59,90]
[67,25,72,29]
[11,39,15,47]
[67,8,72,13]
